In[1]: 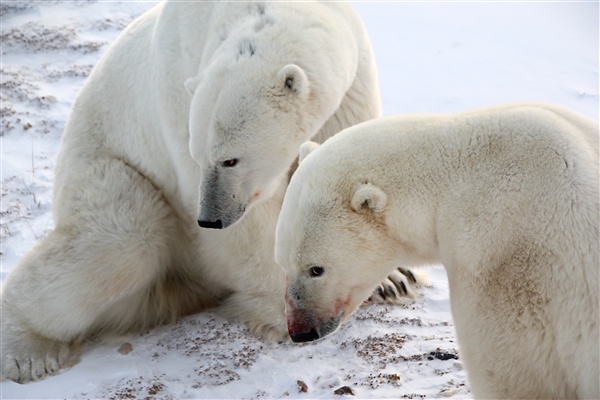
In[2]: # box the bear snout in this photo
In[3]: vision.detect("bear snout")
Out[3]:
[197,171,248,229]
[196,202,246,229]
[286,309,343,343]
[286,306,322,342]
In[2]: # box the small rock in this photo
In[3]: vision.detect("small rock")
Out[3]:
[297,380,308,393]
[44,95,58,103]
[23,122,32,130]
[428,351,458,361]
[118,342,133,355]
[334,386,355,396]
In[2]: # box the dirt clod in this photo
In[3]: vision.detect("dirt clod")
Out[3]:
[118,342,133,355]
[334,385,355,396]
[297,380,308,393]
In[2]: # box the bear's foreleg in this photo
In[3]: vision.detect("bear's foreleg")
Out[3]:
[0,158,185,383]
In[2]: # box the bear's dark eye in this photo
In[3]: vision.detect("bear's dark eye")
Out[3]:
[222,158,238,168]
[309,266,325,277]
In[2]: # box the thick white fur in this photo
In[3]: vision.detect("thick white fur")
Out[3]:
[276,103,599,399]
[0,1,385,383]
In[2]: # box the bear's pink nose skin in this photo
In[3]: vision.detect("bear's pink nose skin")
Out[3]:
[286,309,343,343]
[286,308,319,342]
[285,290,342,342]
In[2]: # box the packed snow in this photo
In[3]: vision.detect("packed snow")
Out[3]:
[1,1,597,399]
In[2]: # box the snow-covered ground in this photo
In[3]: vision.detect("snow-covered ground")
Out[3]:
[1,1,597,399]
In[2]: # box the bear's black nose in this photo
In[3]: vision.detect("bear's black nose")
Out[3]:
[290,328,320,343]
[197,219,223,229]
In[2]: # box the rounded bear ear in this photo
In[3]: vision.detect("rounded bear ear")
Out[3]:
[277,64,309,98]
[184,75,202,95]
[299,141,320,163]
[351,183,387,213]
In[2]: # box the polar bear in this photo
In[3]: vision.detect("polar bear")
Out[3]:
[0,1,423,383]
[275,103,599,399]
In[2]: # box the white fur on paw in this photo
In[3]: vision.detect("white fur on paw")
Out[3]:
[246,319,289,343]
[1,330,79,383]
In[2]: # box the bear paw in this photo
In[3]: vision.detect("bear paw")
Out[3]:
[1,325,80,383]
[246,319,289,343]
[366,267,429,305]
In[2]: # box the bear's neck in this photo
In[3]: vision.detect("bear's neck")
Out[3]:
[353,121,463,266]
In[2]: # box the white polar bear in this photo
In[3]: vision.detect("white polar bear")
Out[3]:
[0,1,423,383]
[275,103,599,399]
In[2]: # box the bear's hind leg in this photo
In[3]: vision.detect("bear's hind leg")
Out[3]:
[1,158,180,383]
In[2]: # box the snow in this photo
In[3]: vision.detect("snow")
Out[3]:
[0,1,597,399]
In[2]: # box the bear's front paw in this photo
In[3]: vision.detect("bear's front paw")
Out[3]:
[246,319,289,343]
[1,327,80,383]
[365,267,429,306]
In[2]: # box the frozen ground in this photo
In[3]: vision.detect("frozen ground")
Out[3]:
[1,1,598,399]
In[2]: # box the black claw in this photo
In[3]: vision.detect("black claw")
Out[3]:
[399,280,408,296]
[377,286,386,299]
[398,267,417,284]
[389,274,408,296]
[385,284,397,299]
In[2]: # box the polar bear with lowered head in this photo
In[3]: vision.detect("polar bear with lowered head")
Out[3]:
[276,103,599,399]
[0,1,423,383]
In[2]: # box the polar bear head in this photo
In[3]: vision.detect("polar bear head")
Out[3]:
[184,1,362,230]
[275,140,404,342]
[186,54,347,229]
